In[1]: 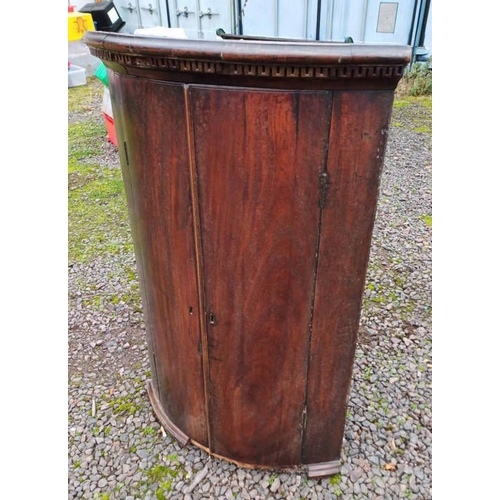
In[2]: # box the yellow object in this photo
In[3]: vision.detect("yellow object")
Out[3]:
[68,12,95,42]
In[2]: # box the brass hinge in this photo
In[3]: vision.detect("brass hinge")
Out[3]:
[319,172,329,209]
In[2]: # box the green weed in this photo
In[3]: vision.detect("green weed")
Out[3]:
[109,394,140,415]
[329,473,341,486]
[397,59,432,97]
[420,214,432,227]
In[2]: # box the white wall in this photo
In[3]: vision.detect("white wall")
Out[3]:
[70,0,432,56]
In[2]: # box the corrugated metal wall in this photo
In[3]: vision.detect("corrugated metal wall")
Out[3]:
[73,0,431,59]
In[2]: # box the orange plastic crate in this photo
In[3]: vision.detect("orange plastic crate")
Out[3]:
[103,112,117,147]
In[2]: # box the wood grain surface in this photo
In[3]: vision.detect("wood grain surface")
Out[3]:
[85,32,411,92]
[96,34,407,472]
[302,90,395,464]
[109,75,208,446]
[190,86,332,465]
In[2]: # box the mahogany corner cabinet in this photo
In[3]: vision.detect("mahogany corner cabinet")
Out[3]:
[85,31,410,478]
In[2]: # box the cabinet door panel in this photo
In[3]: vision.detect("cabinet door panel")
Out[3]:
[110,75,208,445]
[190,86,332,465]
[302,90,394,464]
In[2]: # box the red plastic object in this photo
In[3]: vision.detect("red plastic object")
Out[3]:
[68,5,75,12]
[103,113,117,147]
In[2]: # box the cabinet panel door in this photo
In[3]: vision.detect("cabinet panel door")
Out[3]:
[190,86,332,465]
[110,75,208,446]
[302,90,394,464]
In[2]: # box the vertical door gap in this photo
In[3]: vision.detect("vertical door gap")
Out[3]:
[300,92,334,462]
[183,84,213,452]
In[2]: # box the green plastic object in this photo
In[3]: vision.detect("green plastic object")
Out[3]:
[94,61,108,86]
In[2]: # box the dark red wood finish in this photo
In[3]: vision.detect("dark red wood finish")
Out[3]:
[302,90,395,465]
[109,74,208,446]
[85,32,410,477]
[190,87,332,465]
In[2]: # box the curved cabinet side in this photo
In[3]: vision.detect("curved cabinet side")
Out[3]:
[109,72,208,446]
[303,90,395,467]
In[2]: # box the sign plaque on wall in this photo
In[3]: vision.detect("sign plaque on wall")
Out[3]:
[377,2,399,33]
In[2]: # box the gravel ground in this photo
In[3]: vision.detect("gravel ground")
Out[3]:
[68,80,431,500]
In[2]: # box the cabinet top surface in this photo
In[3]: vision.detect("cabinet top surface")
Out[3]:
[84,32,411,89]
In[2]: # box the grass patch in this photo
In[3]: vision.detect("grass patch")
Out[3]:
[393,99,411,109]
[68,78,133,265]
[124,264,138,283]
[139,464,185,499]
[68,77,103,113]
[68,159,132,264]
[329,473,341,486]
[108,394,141,415]
[68,120,107,159]
[156,486,171,500]
[412,95,432,109]
[413,125,431,134]
[420,214,432,227]
[396,60,432,97]
[392,96,432,135]
[332,485,342,497]
[145,465,179,483]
